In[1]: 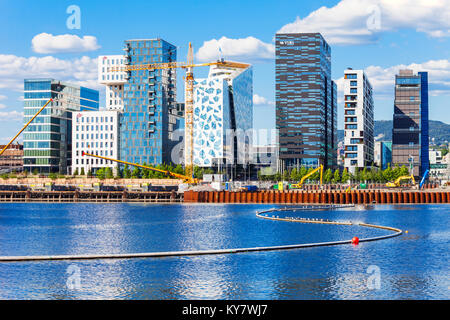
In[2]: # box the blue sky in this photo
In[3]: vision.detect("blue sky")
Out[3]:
[1,0,450,143]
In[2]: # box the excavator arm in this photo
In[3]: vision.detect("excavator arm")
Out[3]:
[289,165,323,189]
[386,175,415,187]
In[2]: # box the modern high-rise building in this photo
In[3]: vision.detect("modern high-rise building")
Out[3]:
[374,141,392,170]
[192,63,253,169]
[23,79,99,174]
[98,55,127,111]
[275,33,337,172]
[392,69,429,177]
[120,38,179,166]
[343,68,374,174]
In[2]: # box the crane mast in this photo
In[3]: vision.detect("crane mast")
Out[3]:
[184,43,195,179]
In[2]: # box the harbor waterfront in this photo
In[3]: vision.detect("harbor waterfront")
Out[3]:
[0,203,448,299]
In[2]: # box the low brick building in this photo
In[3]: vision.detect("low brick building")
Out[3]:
[0,143,23,171]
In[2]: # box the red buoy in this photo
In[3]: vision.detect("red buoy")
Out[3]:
[352,237,359,245]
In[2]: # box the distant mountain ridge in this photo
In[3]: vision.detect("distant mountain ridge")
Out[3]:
[338,120,450,145]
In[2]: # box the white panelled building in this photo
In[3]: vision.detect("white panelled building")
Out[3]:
[98,55,127,111]
[71,110,120,175]
[343,68,374,174]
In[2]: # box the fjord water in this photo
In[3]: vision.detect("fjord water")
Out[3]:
[0,203,448,299]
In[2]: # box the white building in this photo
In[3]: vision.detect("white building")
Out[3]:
[429,149,443,165]
[71,110,120,175]
[98,55,127,111]
[193,62,252,167]
[343,68,374,174]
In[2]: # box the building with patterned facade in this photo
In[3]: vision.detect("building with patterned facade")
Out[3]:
[275,33,337,172]
[192,63,253,170]
[23,79,99,174]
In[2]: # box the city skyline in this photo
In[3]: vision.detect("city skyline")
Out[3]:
[2,0,450,145]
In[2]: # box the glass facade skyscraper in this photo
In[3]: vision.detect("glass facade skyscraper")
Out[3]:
[392,69,429,177]
[120,38,178,165]
[275,33,337,171]
[23,79,99,174]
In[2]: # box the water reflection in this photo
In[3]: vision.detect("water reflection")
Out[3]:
[0,203,448,299]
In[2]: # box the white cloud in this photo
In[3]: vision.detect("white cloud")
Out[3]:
[32,33,100,54]
[0,54,100,92]
[0,94,6,100]
[0,110,23,121]
[335,59,450,101]
[277,0,450,45]
[253,94,274,106]
[196,36,274,62]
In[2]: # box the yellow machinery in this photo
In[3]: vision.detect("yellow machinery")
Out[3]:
[386,175,416,188]
[82,152,198,184]
[0,98,53,157]
[111,43,250,180]
[289,165,324,189]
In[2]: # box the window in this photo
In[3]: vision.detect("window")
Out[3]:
[350,81,357,86]
[350,88,357,93]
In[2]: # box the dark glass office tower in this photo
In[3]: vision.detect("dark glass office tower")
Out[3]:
[392,69,429,177]
[275,33,337,171]
[121,38,178,165]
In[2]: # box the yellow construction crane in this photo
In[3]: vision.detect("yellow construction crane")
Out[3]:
[289,165,324,189]
[386,175,416,188]
[0,98,53,157]
[82,151,198,184]
[111,43,249,180]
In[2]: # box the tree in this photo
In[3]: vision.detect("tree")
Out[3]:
[115,165,122,179]
[290,168,298,182]
[87,169,93,178]
[23,169,28,177]
[123,165,131,179]
[393,165,402,180]
[173,164,184,175]
[131,166,141,179]
[80,167,85,176]
[49,172,57,180]
[96,168,105,180]
[333,169,341,183]
[361,168,369,182]
[33,168,39,176]
[73,168,79,176]
[341,168,350,183]
[299,166,308,180]
[105,167,114,179]
[324,168,333,184]
[383,164,394,182]
[399,165,410,177]
[282,169,290,181]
